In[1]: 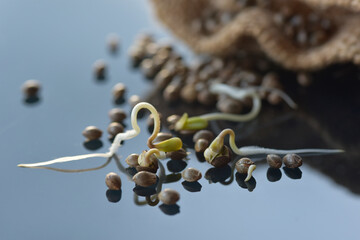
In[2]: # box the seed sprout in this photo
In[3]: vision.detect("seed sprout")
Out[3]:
[173,83,297,131]
[18,102,182,169]
[204,128,344,181]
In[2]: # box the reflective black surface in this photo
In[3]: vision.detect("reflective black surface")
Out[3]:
[1,1,360,240]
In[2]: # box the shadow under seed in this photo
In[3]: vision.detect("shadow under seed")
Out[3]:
[159,203,180,216]
[182,181,202,192]
[83,139,103,151]
[106,189,122,203]
[283,167,302,179]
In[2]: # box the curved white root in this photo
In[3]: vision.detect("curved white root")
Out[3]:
[18,102,161,169]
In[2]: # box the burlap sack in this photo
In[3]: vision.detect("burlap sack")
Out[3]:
[150,0,360,71]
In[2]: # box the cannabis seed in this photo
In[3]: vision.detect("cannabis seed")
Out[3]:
[105,172,122,190]
[128,95,142,107]
[132,171,157,187]
[180,83,198,104]
[210,146,231,168]
[125,154,139,167]
[266,154,282,168]
[108,108,127,122]
[283,154,302,168]
[158,188,180,205]
[197,89,217,106]
[106,33,120,53]
[82,126,102,140]
[166,148,187,161]
[22,80,41,97]
[93,59,107,79]
[193,130,215,143]
[107,122,124,136]
[182,167,202,182]
[194,139,209,153]
[112,83,126,100]
[235,158,254,174]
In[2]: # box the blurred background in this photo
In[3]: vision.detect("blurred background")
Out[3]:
[0,0,359,240]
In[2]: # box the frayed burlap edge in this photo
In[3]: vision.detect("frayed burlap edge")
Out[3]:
[150,0,360,71]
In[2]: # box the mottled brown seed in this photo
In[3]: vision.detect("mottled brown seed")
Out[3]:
[266,154,282,168]
[195,139,209,153]
[132,171,157,187]
[140,58,158,79]
[107,122,124,136]
[22,80,41,97]
[112,83,126,99]
[163,84,181,102]
[128,95,142,107]
[108,108,127,122]
[180,83,198,104]
[93,59,106,79]
[197,89,217,106]
[193,130,215,143]
[105,172,122,190]
[166,148,188,161]
[158,188,180,205]
[210,146,231,168]
[106,33,120,53]
[155,69,173,89]
[283,154,302,168]
[235,158,254,174]
[217,97,243,114]
[182,167,202,182]
[82,126,102,140]
[125,154,139,167]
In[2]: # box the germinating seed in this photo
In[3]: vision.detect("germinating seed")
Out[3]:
[82,126,102,140]
[266,154,282,168]
[235,158,254,174]
[283,154,302,168]
[158,188,180,205]
[132,171,157,187]
[107,122,124,136]
[182,167,202,182]
[108,108,127,122]
[112,83,126,100]
[22,79,41,97]
[210,146,231,168]
[105,172,122,190]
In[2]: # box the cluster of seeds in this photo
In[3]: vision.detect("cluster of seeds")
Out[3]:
[271,2,336,48]
[266,153,303,169]
[192,0,335,49]
[129,34,309,113]
[81,107,126,149]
